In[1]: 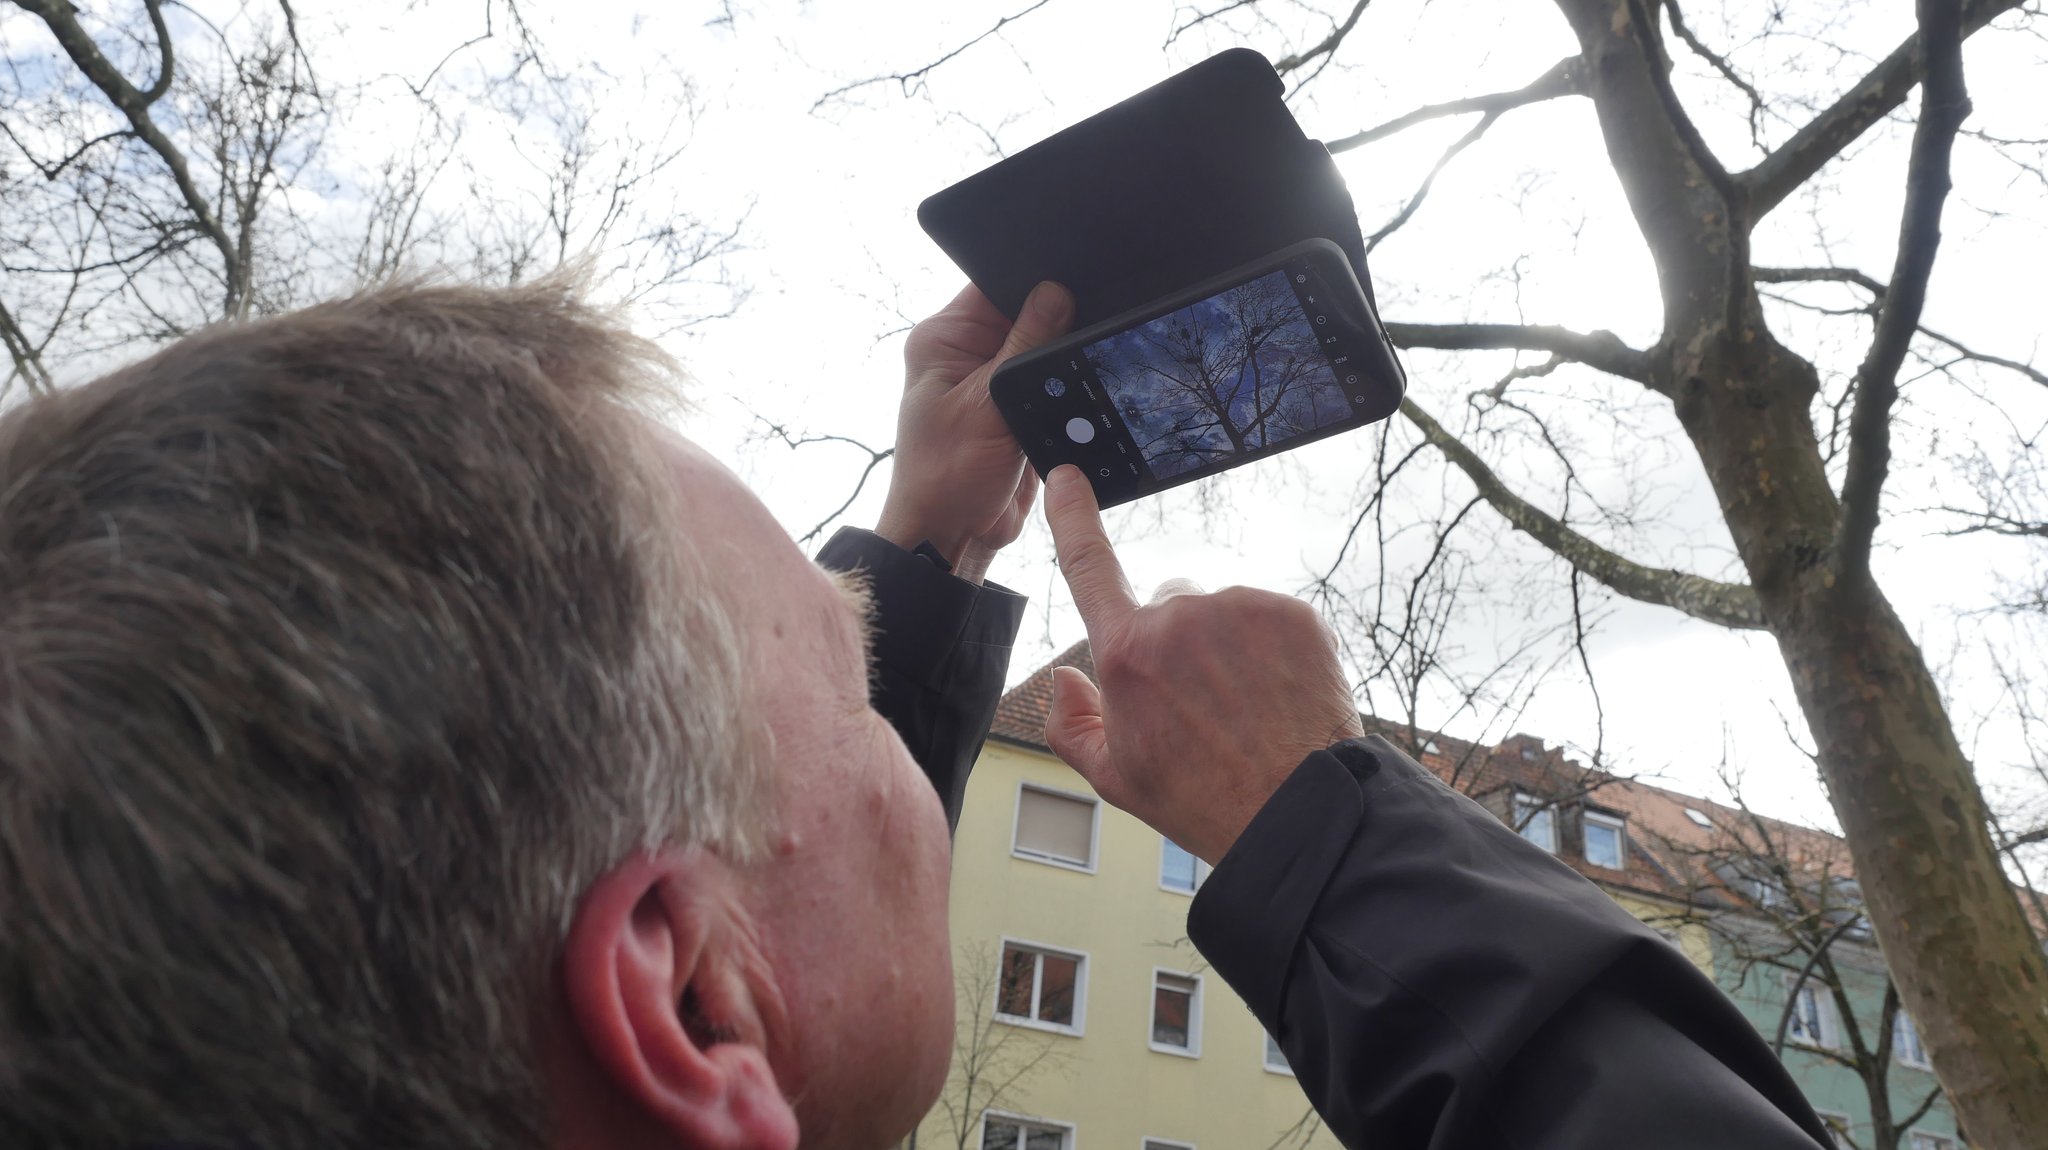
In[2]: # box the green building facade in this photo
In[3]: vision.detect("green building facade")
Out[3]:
[1710,928,1961,1150]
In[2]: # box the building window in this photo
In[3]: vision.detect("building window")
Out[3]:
[1150,970,1202,1056]
[1160,837,1211,893]
[997,941,1086,1033]
[982,1113,1072,1150]
[1909,1134,1957,1150]
[1815,1112,1853,1148]
[1263,1032,1293,1075]
[1745,873,1789,911]
[1895,1011,1932,1070]
[1583,811,1625,869]
[1785,977,1835,1049]
[1143,1139,1196,1150]
[1013,784,1099,871]
[1514,793,1556,853]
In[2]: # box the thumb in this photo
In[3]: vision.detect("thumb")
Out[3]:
[994,281,1075,364]
[1045,665,1112,788]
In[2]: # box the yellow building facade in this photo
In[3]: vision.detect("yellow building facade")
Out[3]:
[911,740,1339,1150]
[914,737,1717,1150]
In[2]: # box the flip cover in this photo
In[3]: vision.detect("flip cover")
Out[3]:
[918,48,1384,330]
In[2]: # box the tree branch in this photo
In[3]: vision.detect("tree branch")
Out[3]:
[811,0,1056,110]
[0,298,53,395]
[1771,918,1865,1054]
[1662,0,1766,150]
[1326,56,1582,154]
[1363,110,1499,252]
[1835,0,1972,580]
[1757,266,2048,388]
[1385,321,1658,389]
[1400,397,1767,629]
[1898,1081,1947,1133]
[15,0,245,316]
[1740,0,2020,221]
[1271,0,1374,76]
[139,0,175,104]
[1753,266,1890,296]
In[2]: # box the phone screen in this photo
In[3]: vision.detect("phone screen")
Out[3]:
[1085,266,1362,480]
[1003,244,1392,506]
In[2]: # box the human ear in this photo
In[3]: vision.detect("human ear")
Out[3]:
[562,851,798,1150]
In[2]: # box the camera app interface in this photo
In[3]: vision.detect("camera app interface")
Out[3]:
[1082,265,1361,481]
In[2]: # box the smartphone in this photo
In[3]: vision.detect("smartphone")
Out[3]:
[991,239,1403,508]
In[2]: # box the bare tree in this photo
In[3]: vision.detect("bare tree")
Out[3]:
[1,0,322,395]
[825,1,2048,1140]
[2,0,746,400]
[1653,771,1963,1150]
[922,942,1073,1150]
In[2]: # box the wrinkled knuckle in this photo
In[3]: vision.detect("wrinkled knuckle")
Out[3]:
[1093,637,1142,684]
[901,321,941,366]
[1274,594,1323,630]
[1211,584,1260,610]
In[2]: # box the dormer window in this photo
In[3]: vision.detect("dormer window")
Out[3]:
[1514,792,1557,853]
[1583,811,1626,869]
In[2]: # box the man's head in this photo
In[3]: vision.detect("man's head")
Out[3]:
[0,280,954,1149]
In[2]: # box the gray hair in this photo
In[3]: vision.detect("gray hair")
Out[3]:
[0,277,766,1148]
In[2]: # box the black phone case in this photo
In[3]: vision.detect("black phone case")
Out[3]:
[917,48,1386,331]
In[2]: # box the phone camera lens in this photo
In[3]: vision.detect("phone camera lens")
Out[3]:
[1044,377,1067,398]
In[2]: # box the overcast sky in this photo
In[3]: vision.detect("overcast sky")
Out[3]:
[317,0,2047,828]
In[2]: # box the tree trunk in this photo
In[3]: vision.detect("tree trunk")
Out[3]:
[1546,1,2048,1142]
[1772,569,2048,1146]
[1671,329,2048,1146]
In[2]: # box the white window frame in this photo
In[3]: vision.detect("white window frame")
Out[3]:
[1262,1031,1294,1076]
[1142,1138,1196,1150]
[1908,1133,1957,1150]
[1814,1111,1853,1149]
[1158,836,1211,894]
[1148,967,1203,1058]
[1583,810,1626,869]
[1894,1010,1933,1070]
[1513,792,1557,853]
[994,937,1089,1036]
[981,1110,1075,1150]
[1783,974,1837,1050]
[1011,782,1102,874]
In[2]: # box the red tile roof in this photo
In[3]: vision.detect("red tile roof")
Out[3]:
[991,640,1853,911]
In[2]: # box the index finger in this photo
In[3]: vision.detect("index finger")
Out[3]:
[1044,465,1139,636]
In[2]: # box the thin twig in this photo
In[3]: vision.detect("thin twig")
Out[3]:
[812,0,1056,111]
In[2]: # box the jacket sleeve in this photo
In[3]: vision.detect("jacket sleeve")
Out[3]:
[814,528,1027,831]
[1187,736,1835,1150]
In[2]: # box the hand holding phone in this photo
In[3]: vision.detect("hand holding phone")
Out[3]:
[991,239,1400,507]
[876,281,1075,581]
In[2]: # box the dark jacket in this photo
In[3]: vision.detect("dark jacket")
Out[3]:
[816,527,1833,1150]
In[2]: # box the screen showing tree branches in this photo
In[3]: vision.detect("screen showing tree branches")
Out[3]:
[1082,269,1355,481]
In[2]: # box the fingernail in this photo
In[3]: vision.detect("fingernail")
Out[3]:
[1027,281,1071,321]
